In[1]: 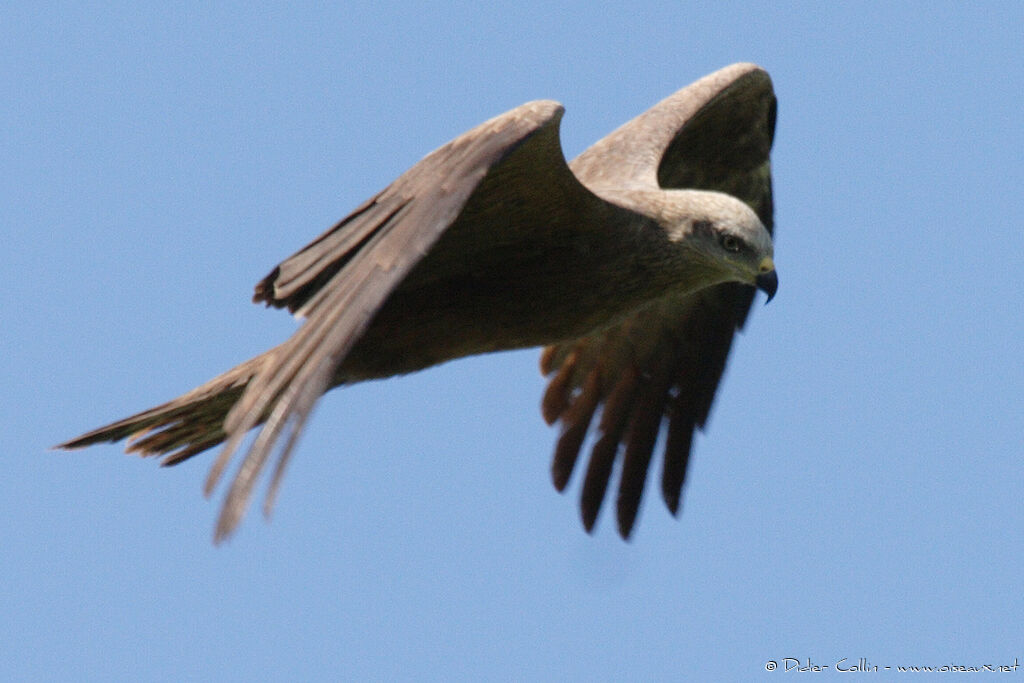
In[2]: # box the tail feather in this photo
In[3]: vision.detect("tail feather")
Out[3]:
[55,353,266,466]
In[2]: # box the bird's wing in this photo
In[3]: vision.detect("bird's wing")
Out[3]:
[209,100,592,542]
[541,63,777,538]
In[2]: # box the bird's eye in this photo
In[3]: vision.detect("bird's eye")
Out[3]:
[720,235,742,253]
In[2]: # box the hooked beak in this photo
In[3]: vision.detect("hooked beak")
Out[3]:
[755,258,778,303]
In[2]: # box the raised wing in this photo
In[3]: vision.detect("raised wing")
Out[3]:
[542,63,777,538]
[206,100,577,541]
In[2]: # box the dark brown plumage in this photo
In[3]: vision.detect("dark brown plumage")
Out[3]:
[57,63,778,542]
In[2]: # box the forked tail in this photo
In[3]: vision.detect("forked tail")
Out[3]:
[56,352,267,466]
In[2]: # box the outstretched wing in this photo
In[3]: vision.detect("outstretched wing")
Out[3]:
[541,63,777,538]
[208,100,577,542]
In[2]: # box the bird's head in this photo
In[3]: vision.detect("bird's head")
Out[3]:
[661,189,777,301]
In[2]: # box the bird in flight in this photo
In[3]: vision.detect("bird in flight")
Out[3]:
[57,63,778,543]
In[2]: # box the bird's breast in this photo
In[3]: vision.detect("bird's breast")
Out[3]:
[336,229,668,382]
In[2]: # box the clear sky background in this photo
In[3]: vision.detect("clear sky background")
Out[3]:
[4,2,1022,680]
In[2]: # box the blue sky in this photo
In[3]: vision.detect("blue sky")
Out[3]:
[4,1,1023,680]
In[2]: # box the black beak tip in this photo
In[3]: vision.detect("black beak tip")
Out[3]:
[755,270,778,303]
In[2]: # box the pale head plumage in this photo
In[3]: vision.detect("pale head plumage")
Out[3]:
[664,189,774,290]
[595,186,774,295]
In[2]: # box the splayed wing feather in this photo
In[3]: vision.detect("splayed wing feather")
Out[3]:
[542,63,776,537]
[550,369,601,492]
[580,366,638,532]
[616,347,676,537]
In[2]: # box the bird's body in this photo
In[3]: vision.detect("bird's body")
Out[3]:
[58,63,779,542]
[336,180,656,379]
[342,190,748,380]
